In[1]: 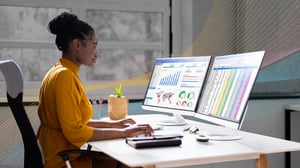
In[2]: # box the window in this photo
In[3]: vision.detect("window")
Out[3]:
[0,0,170,101]
[0,4,70,101]
[85,9,165,82]
[0,48,60,81]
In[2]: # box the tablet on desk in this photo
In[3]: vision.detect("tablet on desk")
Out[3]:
[125,134,183,149]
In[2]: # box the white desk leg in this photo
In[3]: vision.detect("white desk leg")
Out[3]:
[254,154,269,168]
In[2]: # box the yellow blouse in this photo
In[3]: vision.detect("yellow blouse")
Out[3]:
[37,58,94,168]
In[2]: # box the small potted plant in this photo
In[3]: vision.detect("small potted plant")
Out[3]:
[108,84,128,120]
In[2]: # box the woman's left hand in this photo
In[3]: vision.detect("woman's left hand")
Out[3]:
[113,118,136,128]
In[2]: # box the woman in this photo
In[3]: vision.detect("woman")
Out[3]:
[37,12,153,168]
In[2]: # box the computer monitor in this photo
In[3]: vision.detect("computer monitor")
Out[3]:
[142,56,211,125]
[195,50,265,130]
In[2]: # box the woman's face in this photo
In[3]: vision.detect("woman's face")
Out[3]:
[77,34,98,67]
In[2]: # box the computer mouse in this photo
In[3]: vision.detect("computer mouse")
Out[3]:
[196,134,209,142]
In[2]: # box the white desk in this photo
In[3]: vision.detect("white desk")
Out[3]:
[87,114,300,168]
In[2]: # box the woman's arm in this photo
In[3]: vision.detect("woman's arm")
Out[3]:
[88,124,154,141]
[87,118,136,128]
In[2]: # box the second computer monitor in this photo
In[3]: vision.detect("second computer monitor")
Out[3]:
[195,51,265,129]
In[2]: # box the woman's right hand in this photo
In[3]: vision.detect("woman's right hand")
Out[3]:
[123,124,154,137]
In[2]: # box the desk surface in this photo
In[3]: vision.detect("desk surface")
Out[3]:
[87,114,300,168]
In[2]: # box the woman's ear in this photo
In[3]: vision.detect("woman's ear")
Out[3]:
[71,39,82,51]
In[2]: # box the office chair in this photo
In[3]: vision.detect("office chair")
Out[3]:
[0,60,121,168]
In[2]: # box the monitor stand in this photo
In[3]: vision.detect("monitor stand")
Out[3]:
[156,113,188,126]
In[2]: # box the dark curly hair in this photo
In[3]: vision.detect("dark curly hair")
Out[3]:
[48,12,95,52]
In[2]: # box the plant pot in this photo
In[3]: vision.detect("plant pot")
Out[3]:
[108,96,128,120]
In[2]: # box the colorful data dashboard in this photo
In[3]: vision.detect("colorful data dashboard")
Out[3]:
[143,56,211,112]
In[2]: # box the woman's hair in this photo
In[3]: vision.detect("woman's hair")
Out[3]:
[48,12,95,52]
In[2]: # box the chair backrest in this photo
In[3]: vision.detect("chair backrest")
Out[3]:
[0,60,43,168]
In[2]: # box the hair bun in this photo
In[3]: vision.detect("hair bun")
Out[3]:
[48,12,78,35]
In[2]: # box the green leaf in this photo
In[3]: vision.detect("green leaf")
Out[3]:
[114,84,123,98]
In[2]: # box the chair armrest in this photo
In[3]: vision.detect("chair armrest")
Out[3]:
[57,149,108,161]
[57,144,108,161]
[57,144,122,168]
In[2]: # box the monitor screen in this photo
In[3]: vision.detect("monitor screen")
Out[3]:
[195,51,265,129]
[142,56,211,125]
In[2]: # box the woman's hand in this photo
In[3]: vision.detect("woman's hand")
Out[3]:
[88,118,136,128]
[123,124,154,137]
[90,123,153,141]
[112,118,136,128]
[89,119,154,141]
